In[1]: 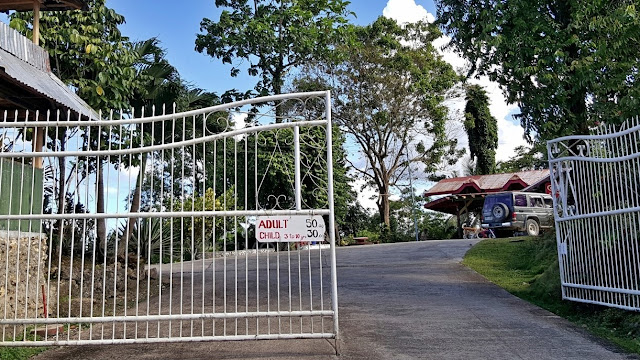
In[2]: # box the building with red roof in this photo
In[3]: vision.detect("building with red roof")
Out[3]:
[423,169,550,237]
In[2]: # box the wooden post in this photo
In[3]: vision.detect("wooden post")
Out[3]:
[455,204,462,239]
[32,0,44,169]
[33,0,40,46]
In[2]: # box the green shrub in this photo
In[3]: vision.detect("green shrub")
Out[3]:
[356,229,380,243]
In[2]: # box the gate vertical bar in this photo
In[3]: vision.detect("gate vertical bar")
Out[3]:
[325,90,340,348]
[294,126,302,211]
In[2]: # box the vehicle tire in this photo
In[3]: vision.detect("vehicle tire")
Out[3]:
[491,203,509,221]
[525,219,540,236]
[495,229,512,238]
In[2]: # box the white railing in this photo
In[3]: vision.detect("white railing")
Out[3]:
[0,91,339,348]
[548,116,640,311]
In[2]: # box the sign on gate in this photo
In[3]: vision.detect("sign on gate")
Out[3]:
[256,215,326,242]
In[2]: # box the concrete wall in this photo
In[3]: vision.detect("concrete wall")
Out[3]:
[0,231,53,333]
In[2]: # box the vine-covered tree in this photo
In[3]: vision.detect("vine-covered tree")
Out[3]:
[195,0,353,102]
[463,84,498,174]
[437,0,640,141]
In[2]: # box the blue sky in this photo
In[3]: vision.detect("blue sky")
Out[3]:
[107,0,438,96]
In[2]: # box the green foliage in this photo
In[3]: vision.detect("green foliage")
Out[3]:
[420,212,456,240]
[178,187,238,258]
[10,0,142,112]
[123,217,174,264]
[43,193,96,256]
[463,84,498,174]
[286,79,355,227]
[496,143,547,173]
[355,229,380,243]
[342,202,371,237]
[437,0,640,141]
[0,347,46,360]
[195,0,354,97]
[464,234,640,354]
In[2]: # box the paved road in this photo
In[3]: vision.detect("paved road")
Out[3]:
[36,240,637,359]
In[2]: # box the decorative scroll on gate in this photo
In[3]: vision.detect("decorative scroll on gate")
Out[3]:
[548,117,640,311]
[0,91,338,346]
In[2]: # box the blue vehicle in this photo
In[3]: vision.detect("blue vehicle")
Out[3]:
[481,191,554,237]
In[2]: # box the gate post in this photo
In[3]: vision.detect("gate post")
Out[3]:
[325,90,340,351]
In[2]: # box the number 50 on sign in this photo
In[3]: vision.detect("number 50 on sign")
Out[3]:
[256,215,326,243]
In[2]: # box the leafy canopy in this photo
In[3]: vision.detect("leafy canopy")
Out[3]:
[195,0,354,96]
[437,0,640,141]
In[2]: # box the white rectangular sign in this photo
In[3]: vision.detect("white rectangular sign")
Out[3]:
[256,215,326,243]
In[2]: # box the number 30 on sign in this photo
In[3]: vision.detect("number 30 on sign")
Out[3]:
[255,215,326,243]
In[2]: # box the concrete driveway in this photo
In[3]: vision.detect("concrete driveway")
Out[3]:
[35,240,637,359]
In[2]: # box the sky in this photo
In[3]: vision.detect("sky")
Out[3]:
[1,0,529,211]
[105,0,528,206]
[106,0,438,95]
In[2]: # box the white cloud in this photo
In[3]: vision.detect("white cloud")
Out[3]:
[351,177,378,213]
[231,112,249,141]
[382,0,435,24]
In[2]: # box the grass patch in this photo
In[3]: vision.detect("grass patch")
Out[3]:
[463,234,640,354]
[0,347,46,360]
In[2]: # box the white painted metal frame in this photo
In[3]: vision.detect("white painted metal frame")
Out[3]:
[548,116,640,311]
[0,91,339,346]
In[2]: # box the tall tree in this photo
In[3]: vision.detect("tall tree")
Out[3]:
[194,0,353,106]
[463,84,498,174]
[437,0,640,141]
[10,0,143,255]
[306,17,460,227]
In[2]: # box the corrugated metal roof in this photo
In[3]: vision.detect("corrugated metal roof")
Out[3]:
[0,22,98,119]
[424,169,550,196]
[0,22,49,71]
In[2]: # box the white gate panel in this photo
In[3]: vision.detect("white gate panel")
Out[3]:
[548,117,640,311]
[0,91,338,346]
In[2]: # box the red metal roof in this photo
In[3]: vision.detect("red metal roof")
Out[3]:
[424,169,550,197]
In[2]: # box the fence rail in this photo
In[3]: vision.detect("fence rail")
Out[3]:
[548,116,640,311]
[0,91,339,347]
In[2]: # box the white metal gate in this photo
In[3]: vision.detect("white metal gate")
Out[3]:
[0,91,338,346]
[548,117,640,311]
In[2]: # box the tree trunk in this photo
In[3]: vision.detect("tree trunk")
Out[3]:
[377,183,391,227]
[118,155,145,258]
[55,137,66,260]
[273,68,283,122]
[96,157,107,256]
